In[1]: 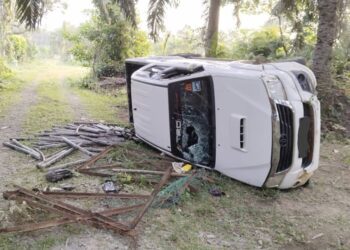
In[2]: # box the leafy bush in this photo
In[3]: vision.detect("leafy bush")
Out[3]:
[228,27,289,60]
[64,7,150,79]
[248,27,283,58]
[6,35,28,62]
[0,58,13,83]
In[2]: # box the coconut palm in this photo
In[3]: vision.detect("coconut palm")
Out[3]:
[13,0,138,29]
[148,0,242,56]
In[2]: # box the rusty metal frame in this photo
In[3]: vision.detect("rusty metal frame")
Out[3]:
[0,167,173,235]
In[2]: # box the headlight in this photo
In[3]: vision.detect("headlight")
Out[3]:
[292,71,315,94]
[262,75,287,100]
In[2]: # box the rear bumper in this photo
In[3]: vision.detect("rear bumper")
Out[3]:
[264,97,321,188]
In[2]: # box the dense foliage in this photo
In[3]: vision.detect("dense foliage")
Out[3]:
[0,57,13,83]
[64,7,150,78]
[6,35,28,62]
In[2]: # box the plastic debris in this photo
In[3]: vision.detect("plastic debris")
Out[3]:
[102,180,118,193]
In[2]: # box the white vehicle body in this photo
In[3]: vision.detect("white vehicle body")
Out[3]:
[125,56,321,189]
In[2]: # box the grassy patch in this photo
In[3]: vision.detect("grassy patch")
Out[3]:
[0,225,83,250]
[0,79,24,117]
[19,60,89,134]
[72,86,128,124]
[22,80,74,134]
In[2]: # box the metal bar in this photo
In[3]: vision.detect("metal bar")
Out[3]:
[42,191,150,199]
[0,203,144,234]
[129,167,172,229]
[13,187,130,232]
[76,146,115,170]
[78,166,188,177]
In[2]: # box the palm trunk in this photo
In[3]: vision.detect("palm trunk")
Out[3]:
[312,0,339,113]
[205,0,221,57]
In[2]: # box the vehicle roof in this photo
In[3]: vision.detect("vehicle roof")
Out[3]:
[126,56,265,73]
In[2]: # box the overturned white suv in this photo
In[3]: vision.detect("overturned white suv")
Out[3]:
[125,56,321,189]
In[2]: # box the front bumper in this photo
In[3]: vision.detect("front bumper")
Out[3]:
[264,97,321,188]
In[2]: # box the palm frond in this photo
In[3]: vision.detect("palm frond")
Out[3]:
[16,0,45,30]
[147,0,179,41]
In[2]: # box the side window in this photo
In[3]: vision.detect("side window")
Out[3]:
[169,77,215,166]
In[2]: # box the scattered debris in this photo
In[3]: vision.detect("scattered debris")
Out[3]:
[154,171,202,207]
[0,168,172,235]
[0,122,214,239]
[98,77,126,90]
[46,169,74,182]
[172,162,192,174]
[1,186,146,234]
[3,140,42,160]
[311,233,324,240]
[208,187,226,197]
[3,122,136,169]
[102,180,118,193]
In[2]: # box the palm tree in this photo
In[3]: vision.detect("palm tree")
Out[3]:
[13,0,138,29]
[15,0,237,57]
[147,0,179,41]
[148,0,241,57]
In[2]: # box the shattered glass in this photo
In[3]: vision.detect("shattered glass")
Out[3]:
[170,78,214,166]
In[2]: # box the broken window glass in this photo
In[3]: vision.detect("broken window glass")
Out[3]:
[169,77,215,166]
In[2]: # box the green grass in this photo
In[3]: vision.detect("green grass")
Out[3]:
[72,86,128,124]
[18,60,89,134]
[0,225,84,250]
[0,79,24,118]
[22,80,74,134]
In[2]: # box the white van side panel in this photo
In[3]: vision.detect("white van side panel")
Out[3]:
[131,80,171,151]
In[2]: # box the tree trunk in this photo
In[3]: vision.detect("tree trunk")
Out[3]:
[205,0,221,57]
[312,0,339,116]
[277,15,289,56]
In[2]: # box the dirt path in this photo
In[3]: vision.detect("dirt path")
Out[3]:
[60,77,92,122]
[0,82,38,181]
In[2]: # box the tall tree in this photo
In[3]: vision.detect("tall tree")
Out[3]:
[205,0,221,57]
[312,0,339,109]
[148,0,242,57]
